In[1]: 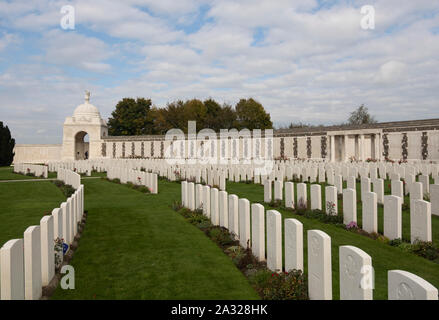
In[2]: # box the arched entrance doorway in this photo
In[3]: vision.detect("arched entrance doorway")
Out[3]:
[75,131,90,160]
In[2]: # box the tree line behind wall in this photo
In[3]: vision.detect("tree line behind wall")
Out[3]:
[107,97,273,136]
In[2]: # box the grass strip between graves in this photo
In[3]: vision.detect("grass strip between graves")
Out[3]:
[51,178,259,300]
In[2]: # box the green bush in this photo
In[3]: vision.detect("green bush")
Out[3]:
[411,241,439,261]
[172,200,183,212]
[249,269,308,300]
[208,227,236,247]
[268,199,282,208]
[389,238,403,247]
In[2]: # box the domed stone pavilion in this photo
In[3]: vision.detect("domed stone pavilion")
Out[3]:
[62,91,108,160]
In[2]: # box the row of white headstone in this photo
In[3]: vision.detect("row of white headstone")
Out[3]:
[180,181,438,300]
[264,178,436,244]
[57,168,81,190]
[0,171,84,300]
[45,158,439,193]
[13,163,48,179]
[107,167,158,194]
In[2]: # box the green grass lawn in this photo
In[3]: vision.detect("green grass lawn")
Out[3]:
[225,180,439,300]
[51,178,259,300]
[0,166,39,180]
[0,180,66,247]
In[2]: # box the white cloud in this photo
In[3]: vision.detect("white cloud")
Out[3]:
[1,0,439,144]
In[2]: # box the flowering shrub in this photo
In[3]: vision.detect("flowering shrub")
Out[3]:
[326,201,336,216]
[54,237,64,271]
[297,197,307,212]
[346,221,358,230]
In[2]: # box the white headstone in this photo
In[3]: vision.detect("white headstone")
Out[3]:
[203,185,211,217]
[218,190,229,228]
[391,179,404,203]
[411,200,432,243]
[307,230,332,300]
[347,176,356,190]
[419,174,430,196]
[310,184,322,210]
[384,195,402,240]
[24,226,42,300]
[251,203,265,262]
[238,198,250,248]
[325,186,338,215]
[40,215,55,286]
[284,219,303,272]
[343,188,357,225]
[210,188,219,225]
[361,177,371,201]
[0,239,24,300]
[388,270,438,300]
[373,178,384,205]
[228,194,239,239]
[264,179,272,203]
[274,180,283,201]
[297,183,307,209]
[339,245,373,300]
[61,202,71,247]
[181,181,187,207]
[362,192,378,233]
[267,210,282,272]
[187,182,195,211]
[285,182,295,209]
[335,174,343,194]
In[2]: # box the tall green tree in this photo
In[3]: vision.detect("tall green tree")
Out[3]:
[348,104,377,125]
[235,98,273,130]
[0,121,15,166]
[204,99,236,131]
[108,98,154,135]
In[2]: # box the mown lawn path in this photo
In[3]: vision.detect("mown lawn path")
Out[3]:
[51,179,259,300]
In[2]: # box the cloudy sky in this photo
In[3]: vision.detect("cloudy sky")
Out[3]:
[0,0,438,144]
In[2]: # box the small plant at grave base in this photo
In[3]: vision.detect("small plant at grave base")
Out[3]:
[208,227,236,248]
[171,200,183,212]
[196,220,212,230]
[269,199,282,208]
[411,240,439,262]
[138,186,150,194]
[346,221,358,230]
[235,245,260,270]
[112,178,121,184]
[249,269,308,300]
[225,245,246,265]
[326,201,336,216]
[54,180,64,188]
[296,198,307,214]
[54,237,64,271]
[389,238,403,247]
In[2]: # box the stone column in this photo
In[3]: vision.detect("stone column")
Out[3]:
[359,134,365,161]
[330,135,335,163]
[374,134,380,160]
[344,135,349,162]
